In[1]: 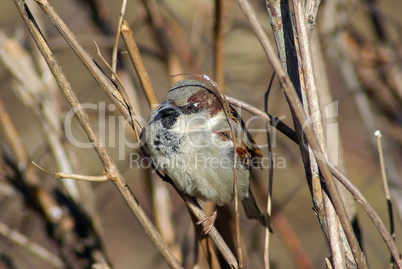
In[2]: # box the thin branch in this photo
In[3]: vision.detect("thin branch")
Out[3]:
[182,195,238,268]
[32,162,109,182]
[264,72,275,269]
[14,1,183,268]
[292,0,330,257]
[293,0,322,144]
[111,0,128,80]
[56,173,109,182]
[118,21,182,261]
[292,1,351,267]
[305,0,321,38]
[228,95,402,268]
[204,75,244,267]
[329,163,402,269]
[0,96,28,171]
[32,0,132,126]
[93,40,141,136]
[375,130,396,267]
[141,0,185,80]
[0,32,82,202]
[120,21,159,107]
[374,131,392,215]
[214,0,225,91]
[324,194,345,269]
[235,0,367,267]
[0,221,64,268]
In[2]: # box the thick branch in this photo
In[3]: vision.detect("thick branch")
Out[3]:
[236,1,368,267]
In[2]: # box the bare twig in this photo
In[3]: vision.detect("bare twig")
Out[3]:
[120,20,184,263]
[13,1,183,268]
[117,16,240,269]
[32,0,132,126]
[305,0,321,38]
[182,195,238,268]
[120,21,159,107]
[94,41,139,134]
[141,0,185,80]
[0,32,81,202]
[375,131,393,232]
[223,88,242,268]
[0,96,28,171]
[263,73,275,269]
[292,1,353,267]
[228,95,401,267]
[292,0,327,248]
[125,54,239,268]
[0,221,64,268]
[311,29,357,222]
[264,4,330,265]
[214,0,225,91]
[375,130,396,268]
[324,194,345,269]
[329,163,402,268]
[236,0,367,267]
[32,161,109,182]
[111,0,128,80]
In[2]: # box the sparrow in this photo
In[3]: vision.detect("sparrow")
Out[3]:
[142,79,268,233]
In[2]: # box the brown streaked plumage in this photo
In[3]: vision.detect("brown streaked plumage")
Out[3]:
[142,79,270,233]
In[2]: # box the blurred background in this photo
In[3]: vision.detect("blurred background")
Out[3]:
[0,0,401,268]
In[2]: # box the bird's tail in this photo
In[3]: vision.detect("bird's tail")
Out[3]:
[242,188,273,233]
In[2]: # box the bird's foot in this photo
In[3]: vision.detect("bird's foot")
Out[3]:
[196,209,217,234]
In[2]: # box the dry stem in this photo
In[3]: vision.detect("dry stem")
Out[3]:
[111,0,128,80]
[120,21,159,107]
[236,0,367,267]
[229,95,401,268]
[214,0,225,91]
[0,221,64,268]
[14,1,183,267]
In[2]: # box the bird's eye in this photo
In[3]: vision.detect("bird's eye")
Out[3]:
[186,104,195,111]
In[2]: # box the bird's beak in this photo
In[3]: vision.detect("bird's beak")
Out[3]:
[158,100,173,109]
[150,100,180,126]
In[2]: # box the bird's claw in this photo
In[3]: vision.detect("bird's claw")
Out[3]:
[196,210,217,235]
